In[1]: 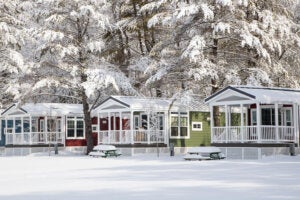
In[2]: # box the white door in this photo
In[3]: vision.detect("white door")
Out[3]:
[281,108,292,126]
[281,108,293,140]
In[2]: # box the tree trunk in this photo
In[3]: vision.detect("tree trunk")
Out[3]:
[132,1,144,55]
[81,82,94,154]
[83,101,93,154]
[211,79,220,127]
[211,38,220,126]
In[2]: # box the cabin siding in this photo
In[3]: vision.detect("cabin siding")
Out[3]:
[170,112,211,147]
[65,133,98,147]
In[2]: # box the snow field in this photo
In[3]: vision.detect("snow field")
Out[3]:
[0,154,299,200]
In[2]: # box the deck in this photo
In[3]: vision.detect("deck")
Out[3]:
[5,132,65,146]
[98,130,167,145]
[212,126,296,143]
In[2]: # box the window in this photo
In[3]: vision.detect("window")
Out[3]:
[170,113,189,138]
[23,117,30,133]
[15,118,22,133]
[40,120,45,132]
[31,117,38,132]
[251,110,257,125]
[192,122,202,131]
[285,109,292,126]
[67,120,75,137]
[261,108,277,125]
[134,115,139,130]
[5,120,14,134]
[158,115,164,130]
[92,125,98,132]
[76,120,84,137]
[56,119,61,132]
[141,114,148,129]
[171,116,178,137]
[67,117,85,139]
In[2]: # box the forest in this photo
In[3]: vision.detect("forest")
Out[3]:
[1,0,299,152]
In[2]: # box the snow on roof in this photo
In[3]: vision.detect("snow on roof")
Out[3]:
[109,96,209,112]
[3,103,83,116]
[235,86,300,103]
[206,85,300,104]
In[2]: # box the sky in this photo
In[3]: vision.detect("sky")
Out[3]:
[0,152,299,200]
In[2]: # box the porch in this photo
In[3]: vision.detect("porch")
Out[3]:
[98,130,166,145]
[5,132,65,146]
[0,103,84,146]
[94,96,169,146]
[212,126,295,143]
[205,86,300,146]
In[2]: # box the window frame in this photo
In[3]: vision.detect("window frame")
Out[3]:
[66,116,85,139]
[170,112,189,139]
[192,122,203,131]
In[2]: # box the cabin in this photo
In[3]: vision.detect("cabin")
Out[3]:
[205,86,300,147]
[0,103,91,147]
[0,97,211,149]
[92,96,211,147]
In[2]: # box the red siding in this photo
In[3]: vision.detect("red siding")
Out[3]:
[65,133,98,146]
[100,118,108,130]
[92,117,98,124]
[66,139,87,146]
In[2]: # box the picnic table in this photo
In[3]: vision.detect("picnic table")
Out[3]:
[88,145,122,158]
[184,146,225,161]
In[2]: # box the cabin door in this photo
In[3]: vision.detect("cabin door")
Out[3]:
[280,108,293,139]
[281,108,292,127]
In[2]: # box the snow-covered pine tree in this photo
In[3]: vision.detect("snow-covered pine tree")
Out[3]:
[113,0,169,97]
[0,1,27,108]
[147,0,300,125]
[22,0,135,154]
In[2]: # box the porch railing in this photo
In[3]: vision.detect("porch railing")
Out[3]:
[5,132,65,145]
[98,130,166,144]
[212,126,295,143]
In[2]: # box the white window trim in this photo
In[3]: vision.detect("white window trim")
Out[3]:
[192,122,203,131]
[170,112,190,139]
[92,124,98,132]
[66,117,85,139]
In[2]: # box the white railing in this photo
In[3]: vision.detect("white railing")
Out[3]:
[5,132,65,145]
[98,130,166,144]
[212,126,295,143]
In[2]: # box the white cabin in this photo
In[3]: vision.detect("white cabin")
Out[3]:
[0,103,84,146]
[205,86,300,146]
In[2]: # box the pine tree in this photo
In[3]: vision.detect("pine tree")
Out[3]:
[147,0,300,124]
[0,1,27,107]
[22,0,135,154]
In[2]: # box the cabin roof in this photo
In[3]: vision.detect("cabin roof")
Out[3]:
[205,85,300,104]
[95,96,209,112]
[1,103,83,116]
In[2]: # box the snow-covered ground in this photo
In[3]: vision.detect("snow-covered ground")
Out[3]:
[0,153,299,200]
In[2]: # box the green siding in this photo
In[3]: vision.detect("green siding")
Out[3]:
[169,112,211,147]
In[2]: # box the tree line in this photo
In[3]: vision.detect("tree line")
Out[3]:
[0,0,299,153]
